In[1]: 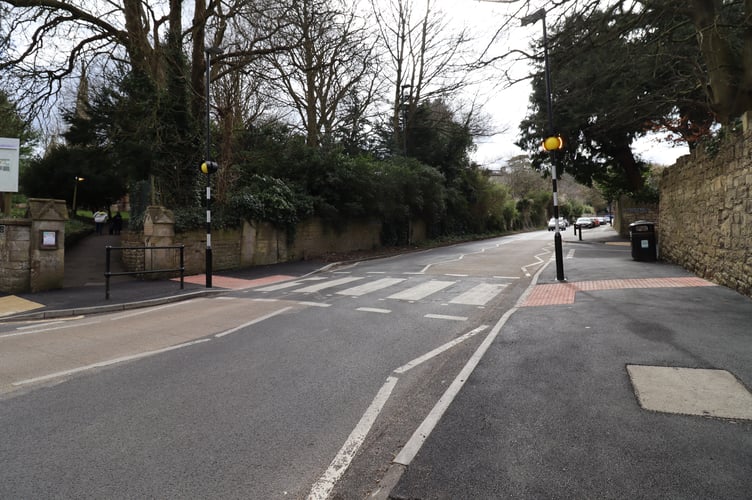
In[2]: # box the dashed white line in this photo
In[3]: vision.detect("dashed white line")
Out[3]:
[424,314,467,321]
[356,307,391,314]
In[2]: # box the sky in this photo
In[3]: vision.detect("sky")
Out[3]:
[429,0,691,170]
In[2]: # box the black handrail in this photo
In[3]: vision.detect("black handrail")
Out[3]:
[105,245,185,300]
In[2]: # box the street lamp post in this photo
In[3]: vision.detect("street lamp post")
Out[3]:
[401,84,412,156]
[522,8,565,281]
[203,46,223,288]
[72,176,85,216]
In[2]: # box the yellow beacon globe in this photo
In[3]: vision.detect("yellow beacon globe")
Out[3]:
[543,136,564,151]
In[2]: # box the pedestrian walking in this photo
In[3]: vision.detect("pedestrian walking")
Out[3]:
[112,211,123,235]
[93,209,108,235]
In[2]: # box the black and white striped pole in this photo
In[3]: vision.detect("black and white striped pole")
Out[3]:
[523,8,565,281]
[203,46,223,288]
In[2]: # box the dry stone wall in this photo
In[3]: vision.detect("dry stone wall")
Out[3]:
[659,130,752,297]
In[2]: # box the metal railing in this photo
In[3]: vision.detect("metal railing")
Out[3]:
[105,245,185,300]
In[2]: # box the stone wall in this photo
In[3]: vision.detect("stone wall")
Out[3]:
[122,213,387,276]
[659,130,752,297]
[0,198,67,293]
[0,219,31,292]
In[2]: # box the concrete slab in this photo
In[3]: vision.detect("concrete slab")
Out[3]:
[0,295,44,317]
[627,365,752,420]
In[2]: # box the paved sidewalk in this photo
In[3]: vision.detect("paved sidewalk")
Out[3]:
[385,226,752,499]
[0,231,329,321]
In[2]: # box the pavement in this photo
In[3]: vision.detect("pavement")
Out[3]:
[384,226,752,499]
[2,226,751,498]
[0,229,330,321]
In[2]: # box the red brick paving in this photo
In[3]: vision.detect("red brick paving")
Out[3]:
[521,277,717,307]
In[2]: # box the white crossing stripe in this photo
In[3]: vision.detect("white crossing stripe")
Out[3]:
[294,276,364,293]
[256,281,303,292]
[254,276,326,292]
[425,314,467,321]
[357,307,391,314]
[449,283,507,306]
[337,278,406,296]
[387,280,455,301]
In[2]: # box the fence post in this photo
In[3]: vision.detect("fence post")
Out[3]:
[105,246,111,300]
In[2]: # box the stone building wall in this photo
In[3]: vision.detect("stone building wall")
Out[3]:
[659,130,752,297]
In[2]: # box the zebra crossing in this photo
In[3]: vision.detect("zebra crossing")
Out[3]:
[250,274,512,316]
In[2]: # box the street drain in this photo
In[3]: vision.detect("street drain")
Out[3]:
[626,365,752,420]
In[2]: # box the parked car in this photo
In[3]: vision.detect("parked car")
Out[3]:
[575,217,593,228]
[548,217,566,231]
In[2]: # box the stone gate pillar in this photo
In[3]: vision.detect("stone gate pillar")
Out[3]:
[142,205,176,272]
[27,198,68,292]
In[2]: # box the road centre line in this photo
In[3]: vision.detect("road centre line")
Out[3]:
[307,376,399,500]
[12,338,212,387]
[393,252,550,468]
[309,323,490,499]
[393,325,488,374]
[214,306,294,338]
[11,304,298,389]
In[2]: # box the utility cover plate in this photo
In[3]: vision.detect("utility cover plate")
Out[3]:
[627,365,752,420]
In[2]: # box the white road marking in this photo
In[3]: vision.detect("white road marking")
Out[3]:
[309,323,493,498]
[356,307,391,314]
[521,248,551,277]
[394,325,489,374]
[387,280,455,301]
[307,376,399,500]
[493,276,520,280]
[424,314,467,321]
[294,276,364,293]
[567,249,575,259]
[366,271,386,274]
[449,283,506,306]
[255,281,303,292]
[108,299,202,320]
[337,278,405,296]
[12,338,212,387]
[214,307,294,338]
[1,320,101,339]
[445,273,468,277]
[297,301,331,308]
[394,253,551,467]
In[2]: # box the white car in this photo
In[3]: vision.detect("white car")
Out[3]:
[548,217,566,231]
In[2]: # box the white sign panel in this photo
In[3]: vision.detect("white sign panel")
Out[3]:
[0,137,20,192]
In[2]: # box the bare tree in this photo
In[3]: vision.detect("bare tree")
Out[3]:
[371,0,484,154]
[261,0,378,148]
